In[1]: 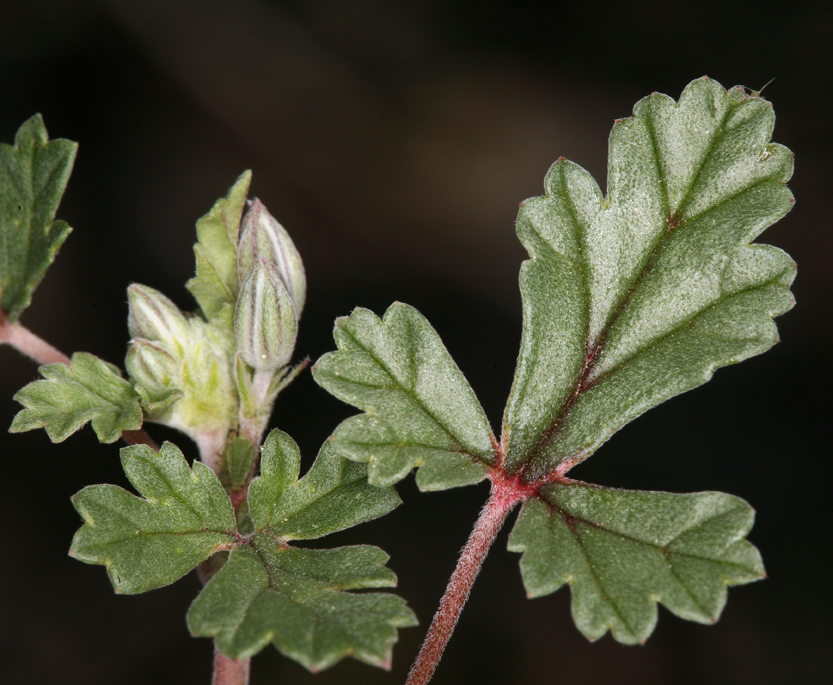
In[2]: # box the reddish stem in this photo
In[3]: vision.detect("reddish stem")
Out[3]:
[212,646,250,685]
[405,480,524,685]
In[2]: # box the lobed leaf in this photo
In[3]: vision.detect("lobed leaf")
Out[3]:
[248,429,401,539]
[508,481,764,644]
[503,77,795,482]
[188,536,418,670]
[10,352,143,443]
[0,115,76,322]
[313,304,495,490]
[186,170,251,321]
[70,441,237,594]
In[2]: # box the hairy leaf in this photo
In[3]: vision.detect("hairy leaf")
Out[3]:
[188,537,417,669]
[508,482,764,644]
[70,442,237,594]
[248,429,402,539]
[0,115,76,321]
[186,170,251,321]
[503,77,795,481]
[313,304,495,490]
[10,352,143,443]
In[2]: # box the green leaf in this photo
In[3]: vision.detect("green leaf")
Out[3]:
[219,436,255,492]
[503,78,795,482]
[70,441,237,594]
[188,536,418,669]
[313,304,495,490]
[507,481,764,644]
[248,429,402,539]
[186,170,252,321]
[10,352,143,443]
[0,115,76,321]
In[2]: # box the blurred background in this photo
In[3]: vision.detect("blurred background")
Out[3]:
[1,1,830,683]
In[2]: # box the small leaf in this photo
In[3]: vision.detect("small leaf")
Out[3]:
[313,304,495,490]
[507,481,764,644]
[248,429,401,539]
[219,436,255,491]
[188,537,418,669]
[0,115,76,321]
[503,78,795,482]
[70,441,237,594]
[10,352,143,443]
[186,171,252,321]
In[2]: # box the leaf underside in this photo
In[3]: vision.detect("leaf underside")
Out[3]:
[312,304,495,490]
[503,77,795,482]
[507,482,764,644]
[70,441,237,594]
[0,115,76,322]
[10,352,143,443]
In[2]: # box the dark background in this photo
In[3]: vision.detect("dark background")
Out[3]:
[1,1,830,684]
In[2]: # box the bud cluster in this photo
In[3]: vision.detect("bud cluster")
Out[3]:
[125,284,237,438]
[233,199,305,375]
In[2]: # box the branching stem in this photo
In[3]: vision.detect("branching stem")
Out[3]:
[405,479,524,685]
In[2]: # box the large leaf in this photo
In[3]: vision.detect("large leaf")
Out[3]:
[507,481,764,644]
[503,78,795,482]
[248,429,402,539]
[188,537,418,670]
[10,352,143,443]
[186,170,251,321]
[0,115,76,321]
[312,304,495,490]
[70,441,237,593]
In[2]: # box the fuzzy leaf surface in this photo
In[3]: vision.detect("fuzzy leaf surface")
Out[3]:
[186,170,251,321]
[313,304,494,490]
[188,537,417,669]
[507,482,764,644]
[10,352,143,443]
[248,429,402,539]
[0,115,76,321]
[504,77,795,481]
[70,442,237,593]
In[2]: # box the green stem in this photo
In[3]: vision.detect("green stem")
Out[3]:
[405,482,522,685]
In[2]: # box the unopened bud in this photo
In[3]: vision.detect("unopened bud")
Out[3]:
[125,339,180,395]
[127,284,192,350]
[238,199,306,317]
[234,258,297,371]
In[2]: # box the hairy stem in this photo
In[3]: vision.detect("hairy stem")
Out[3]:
[405,482,522,685]
[212,645,250,685]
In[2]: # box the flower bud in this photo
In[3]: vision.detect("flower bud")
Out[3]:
[125,339,180,395]
[234,258,297,371]
[127,284,192,350]
[238,199,306,317]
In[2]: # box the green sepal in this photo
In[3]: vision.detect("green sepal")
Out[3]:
[10,352,143,443]
[507,481,764,644]
[135,384,184,420]
[248,429,402,539]
[186,170,252,321]
[188,537,418,670]
[0,115,76,322]
[503,77,796,482]
[70,441,237,594]
[219,436,255,492]
[312,304,494,490]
